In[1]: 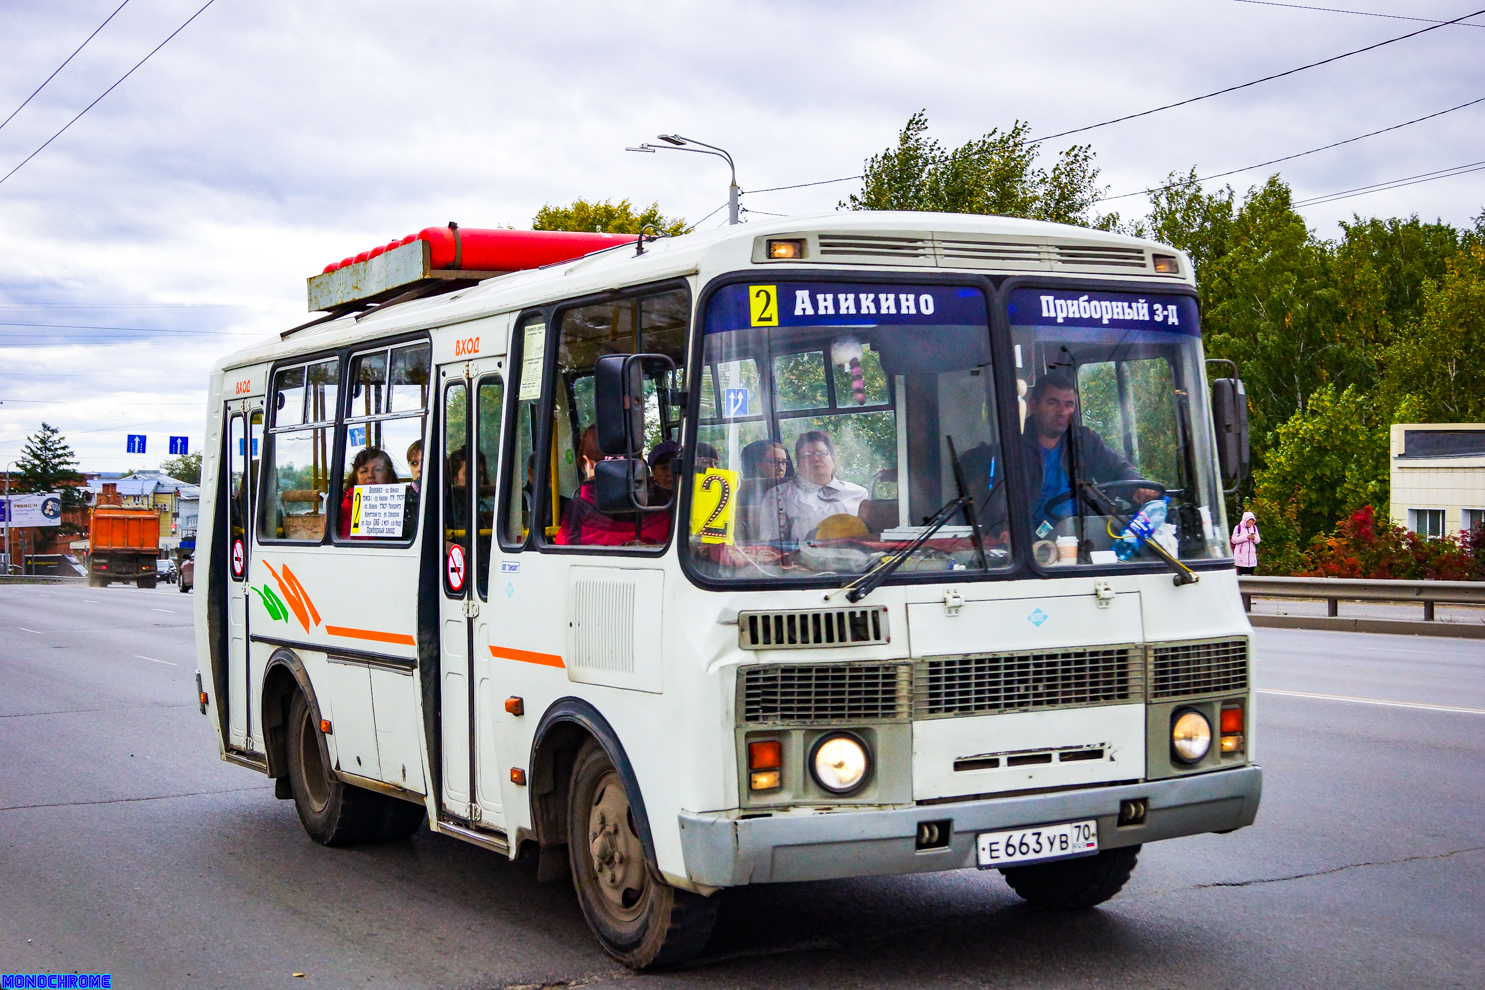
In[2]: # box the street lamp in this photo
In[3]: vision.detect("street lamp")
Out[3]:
[3,460,14,575]
[626,133,741,225]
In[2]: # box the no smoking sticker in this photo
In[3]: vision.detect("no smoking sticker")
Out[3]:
[231,539,245,578]
[447,543,466,593]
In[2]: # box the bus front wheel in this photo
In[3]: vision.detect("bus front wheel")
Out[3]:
[287,691,388,846]
[1000,845,1141,910]
[566,739,717,969]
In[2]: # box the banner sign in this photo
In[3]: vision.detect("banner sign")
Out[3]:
[706,282,989,334]
[1007,288,1200,336]
[0,493,63,527]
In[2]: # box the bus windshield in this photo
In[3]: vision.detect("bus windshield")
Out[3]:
[1007,287,1230,568]
[686,281,1014,583]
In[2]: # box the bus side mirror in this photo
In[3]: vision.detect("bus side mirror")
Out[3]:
[1211,377,1250,488]
[593,458,651,515]
[594,354,648,457]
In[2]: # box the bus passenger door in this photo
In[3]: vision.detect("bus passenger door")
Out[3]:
[469,371,506,825]
[223,404,256,753]
[437,361,505,828]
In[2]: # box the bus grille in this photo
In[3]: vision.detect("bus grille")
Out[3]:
[817,234,934,263]
[913,645,1140,718]
[1150,639,1249,699]
[738,606,889,650]
[1053,244,1148,269]
[740,662,910,724]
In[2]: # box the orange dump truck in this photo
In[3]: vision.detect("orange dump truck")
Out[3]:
[88,484,161,588]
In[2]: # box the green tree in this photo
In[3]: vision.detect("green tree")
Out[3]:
[1379,244,1485,422]
[1246,384,1389,572]
[532,198,688,236]
[13,423,86,534]
[160,452,202,485]
[842,112,1119,230]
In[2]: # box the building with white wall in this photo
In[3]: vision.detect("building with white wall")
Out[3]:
[1390,423,1485,538]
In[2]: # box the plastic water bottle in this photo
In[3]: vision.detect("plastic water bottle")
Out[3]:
[1113,497,1170,561]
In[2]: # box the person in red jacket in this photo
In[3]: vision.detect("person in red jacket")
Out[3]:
[556,426,670,546]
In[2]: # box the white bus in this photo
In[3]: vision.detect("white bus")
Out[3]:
[196,214,1260,969]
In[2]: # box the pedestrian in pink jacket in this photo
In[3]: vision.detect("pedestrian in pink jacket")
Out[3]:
[1231,510,1260,574]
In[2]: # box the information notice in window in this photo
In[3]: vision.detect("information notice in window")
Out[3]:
[350,483,408,537]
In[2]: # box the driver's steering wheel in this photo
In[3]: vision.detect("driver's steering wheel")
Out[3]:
[1090,478,1167,513]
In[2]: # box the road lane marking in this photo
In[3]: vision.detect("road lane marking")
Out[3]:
[132,654,177,666]
[151,608,175,613]
[83,600,101,604]
[1258,688,1485,715]
[19,627,42,634]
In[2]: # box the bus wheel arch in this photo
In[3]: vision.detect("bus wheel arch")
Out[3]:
[261,649,320,781]
[529,699,657,875]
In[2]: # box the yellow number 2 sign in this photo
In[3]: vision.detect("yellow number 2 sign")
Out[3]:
[690,468,739,545]
[749,285,779,327]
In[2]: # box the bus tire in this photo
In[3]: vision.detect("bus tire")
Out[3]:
[1000,845,1140,910]
[376,798,426,841]
[287,691,383,847]
[567,739,717,969]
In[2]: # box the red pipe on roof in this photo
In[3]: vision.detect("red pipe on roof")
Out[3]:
[321,227,638,274]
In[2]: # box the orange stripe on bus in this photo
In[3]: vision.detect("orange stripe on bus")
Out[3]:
[325,625,416,646]
[489,645,565,668]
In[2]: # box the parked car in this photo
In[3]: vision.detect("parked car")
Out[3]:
[157,558,177,583]
[178,557,194,593]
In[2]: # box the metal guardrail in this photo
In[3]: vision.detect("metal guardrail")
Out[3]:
[1239,575,1485,622]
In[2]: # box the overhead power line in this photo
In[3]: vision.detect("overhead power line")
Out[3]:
[1032,6,1485,144]
[1230,0,1485,27]
[0,0,217,189]
[1292,159,1485,207]
[0,0,132,135]
[745,176,862,195]
[0,321,250,335]
[1100,94,1485,202]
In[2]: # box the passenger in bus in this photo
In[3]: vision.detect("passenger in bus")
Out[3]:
[753,431,868,544]
[404,440,423,534]
[694,442,719,472]
[406,440,423,492]
[447,448,493,533]
[338,448,397,538]
[557,425,669,546]
[1020,370,1154,529]
[738,439,792,505]
[646,440,680,504]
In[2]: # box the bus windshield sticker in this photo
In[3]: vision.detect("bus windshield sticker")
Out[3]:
[690,468,739,545]
[706,283,985,334]
[349,483,408,538]
[518,321,546,400]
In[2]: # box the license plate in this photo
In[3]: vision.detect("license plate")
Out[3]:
[976,819,1098,868]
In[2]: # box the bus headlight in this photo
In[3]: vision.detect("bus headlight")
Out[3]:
[809,732,871,794]
[1171,709,1212,764]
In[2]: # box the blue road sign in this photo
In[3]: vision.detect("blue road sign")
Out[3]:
[169,436,189,455]
[127,434,147,454]
[236,438,259,457]
[724,387,749,419]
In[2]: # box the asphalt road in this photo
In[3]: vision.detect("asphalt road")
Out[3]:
[2,582,1481,989]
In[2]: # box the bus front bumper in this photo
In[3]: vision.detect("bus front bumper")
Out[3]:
[677,765,1261,887]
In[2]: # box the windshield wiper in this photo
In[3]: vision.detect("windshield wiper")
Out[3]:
[836,493,969,603]
[835,435,987,603]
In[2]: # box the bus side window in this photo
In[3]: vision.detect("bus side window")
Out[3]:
[444,380,469,593]
[260,361,335,542]
[502,317,545,548]
[336,342,429,542]
[227,413,246,577]
[540,286,689,548]
[475,375,503,598]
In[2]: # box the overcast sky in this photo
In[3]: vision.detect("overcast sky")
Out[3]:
[1,0,1482,472]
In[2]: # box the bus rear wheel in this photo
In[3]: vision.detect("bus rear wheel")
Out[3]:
[1000,845,1141,910]
[567,739,717,969]
[287,691,387,846]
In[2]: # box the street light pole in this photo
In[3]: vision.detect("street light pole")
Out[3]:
[3,460,14,575]
[626,133,741,225]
